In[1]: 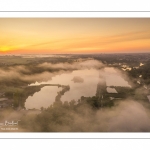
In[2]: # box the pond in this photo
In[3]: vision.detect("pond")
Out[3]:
[25,67,131,109]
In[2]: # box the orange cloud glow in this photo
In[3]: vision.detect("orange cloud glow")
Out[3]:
[0,18,150,54]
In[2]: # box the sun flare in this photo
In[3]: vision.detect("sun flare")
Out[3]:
[0,46,11,52]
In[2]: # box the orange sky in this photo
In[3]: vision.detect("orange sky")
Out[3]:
[0,18,150,54]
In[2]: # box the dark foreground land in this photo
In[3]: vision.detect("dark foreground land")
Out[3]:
[0,53,150,132]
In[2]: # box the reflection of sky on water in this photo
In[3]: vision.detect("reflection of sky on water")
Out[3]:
[25,86,62,109]
[104,68,131,87]
[26,67,131,109]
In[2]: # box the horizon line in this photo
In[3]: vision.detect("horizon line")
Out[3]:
[0,52,150,55]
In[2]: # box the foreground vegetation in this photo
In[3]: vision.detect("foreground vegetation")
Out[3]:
[0,53,150,132]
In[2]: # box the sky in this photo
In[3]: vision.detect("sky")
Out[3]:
[0,18,150,54]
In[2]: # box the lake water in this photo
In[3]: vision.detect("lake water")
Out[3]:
[25,67,131,109]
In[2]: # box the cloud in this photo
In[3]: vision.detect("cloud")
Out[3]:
[71,100,150,132]
[71,76,84,83]
[0,59,104,86]
[17,99,150,132]
[77,100,145,132]
[38,59,104,70]
[49,31,150,52]
[107,100,150,132]
[1,59,150,132]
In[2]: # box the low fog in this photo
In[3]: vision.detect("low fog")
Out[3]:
[54,100,150,132]
[38,59,104,70]
[70,100,150,132]
[0,59,132,88]
[13,99,150,132]
[0,59,104,84]
[0,58,149,132]
[71,76,84,83]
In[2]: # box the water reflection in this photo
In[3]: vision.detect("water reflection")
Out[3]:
[104,68,131,87]
[25,86,62,109]
[25,67,131,109]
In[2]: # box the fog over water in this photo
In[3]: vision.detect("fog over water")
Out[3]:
[25,67,131,109]
[1,56,149,132]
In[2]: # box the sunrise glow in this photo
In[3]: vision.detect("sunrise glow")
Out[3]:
[0,18,150,54]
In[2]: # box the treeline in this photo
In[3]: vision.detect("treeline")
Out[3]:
[127,61,150,85]
[19,96,114,132]
[4,86,43,108]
